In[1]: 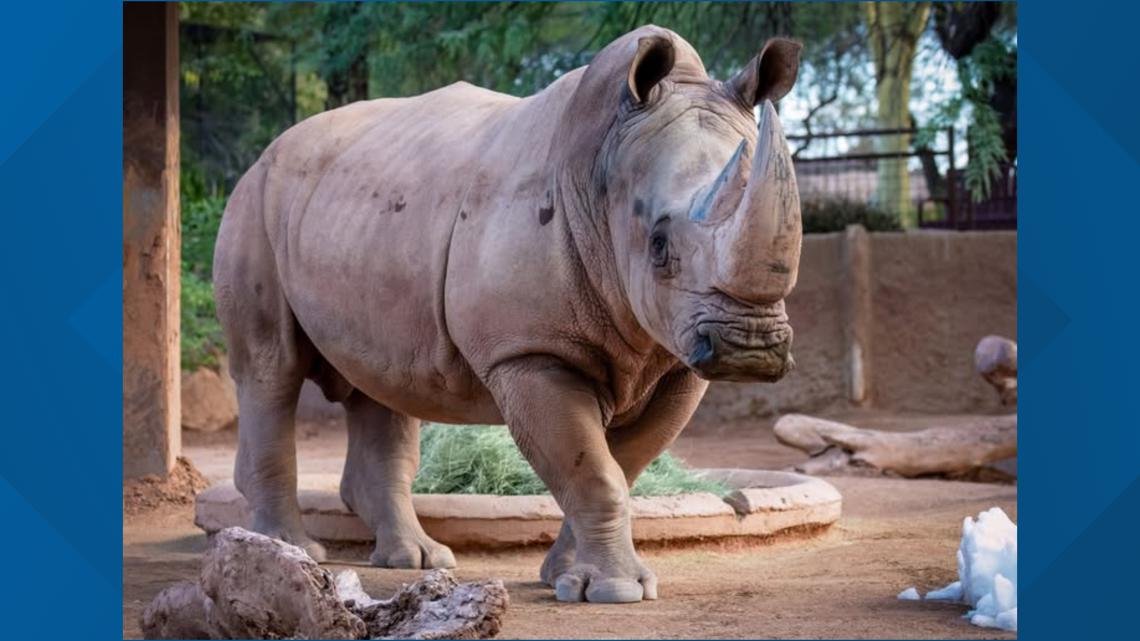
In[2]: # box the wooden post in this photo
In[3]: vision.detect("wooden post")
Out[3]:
[947,126,958,228]
[123,2,181,478]
[840,224,873,405]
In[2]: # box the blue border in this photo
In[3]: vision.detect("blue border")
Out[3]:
[2,1,1138,639]
[1020,0,1140,638]
[0,2,123,638]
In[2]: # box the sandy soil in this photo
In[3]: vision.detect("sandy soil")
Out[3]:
[125,414,1016,639]
[123,456,210,515]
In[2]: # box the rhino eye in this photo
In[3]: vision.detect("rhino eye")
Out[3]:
[649,230,669,268]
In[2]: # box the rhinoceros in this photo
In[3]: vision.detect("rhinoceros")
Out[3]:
[213,25,802,603]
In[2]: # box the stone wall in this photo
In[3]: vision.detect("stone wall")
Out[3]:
[694,227,1017,423]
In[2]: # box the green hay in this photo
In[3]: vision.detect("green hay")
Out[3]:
[411,424,729,497]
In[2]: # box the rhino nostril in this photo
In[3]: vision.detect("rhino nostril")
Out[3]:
[689,332,715,367]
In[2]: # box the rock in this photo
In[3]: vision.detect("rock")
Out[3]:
[199,528,366,639]
[348,569,509,640]
[141,527,508,640]
[139,580,223,639]
[142,527,365,640]
[181,358,237,432]
[974,335,1017,406]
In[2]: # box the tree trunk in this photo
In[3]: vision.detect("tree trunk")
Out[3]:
[865,2,930,228]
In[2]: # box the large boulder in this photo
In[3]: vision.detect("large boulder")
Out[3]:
[181,356,238,432]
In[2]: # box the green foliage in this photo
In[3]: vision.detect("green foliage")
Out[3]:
[181,2,297,188]
[182,270,223,371]
[963,100,1008,202]
[629,451,732,498]
[180,167,227,370]
[916,36,1015,202]
[411,424,729,497]
[181,167,227,279]
[801,199,902,234]
[412,424,549,496]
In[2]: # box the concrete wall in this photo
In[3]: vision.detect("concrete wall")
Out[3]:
[695,228,1016,423]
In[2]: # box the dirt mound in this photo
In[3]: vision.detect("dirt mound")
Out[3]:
[181,360,238,432]
[125,457,210,517]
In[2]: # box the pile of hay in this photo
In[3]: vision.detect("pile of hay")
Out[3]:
[412,424,727,497]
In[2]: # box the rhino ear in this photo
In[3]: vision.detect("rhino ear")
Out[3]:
[729,38,802,106]
[627,35,675,104]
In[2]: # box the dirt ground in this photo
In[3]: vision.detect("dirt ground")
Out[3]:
[124,412,1016,639]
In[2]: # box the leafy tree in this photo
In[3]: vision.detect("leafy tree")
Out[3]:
[865,2,931,227]
[921,2,1017,201]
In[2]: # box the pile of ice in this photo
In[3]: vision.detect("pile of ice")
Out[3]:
[920,507,1017,631]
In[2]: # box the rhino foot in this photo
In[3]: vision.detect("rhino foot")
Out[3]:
[553,562,658,603]
[540,544,576,588]
[370,531,456,569]
[540,521,576,587]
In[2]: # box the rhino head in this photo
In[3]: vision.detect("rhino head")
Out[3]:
[557,27,803,383]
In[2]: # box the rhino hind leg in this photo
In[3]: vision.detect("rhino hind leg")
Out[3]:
[339,391,456,569]
[233,379,327,562]
[215,170,326,563]
[222,307,325,561]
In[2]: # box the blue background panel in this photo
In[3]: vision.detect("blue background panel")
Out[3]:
[0,2,123,636]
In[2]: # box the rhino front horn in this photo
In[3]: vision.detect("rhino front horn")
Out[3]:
[713,100,802,304]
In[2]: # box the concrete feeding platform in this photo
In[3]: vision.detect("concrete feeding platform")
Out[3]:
[194,469,841,548]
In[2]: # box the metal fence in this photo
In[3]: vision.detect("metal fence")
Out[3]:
[787,127,1016,230]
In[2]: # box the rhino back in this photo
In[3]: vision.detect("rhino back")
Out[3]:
[255,82,522,423]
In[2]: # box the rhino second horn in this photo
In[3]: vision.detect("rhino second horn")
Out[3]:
[713,100,802,303]
[690,138,748,223]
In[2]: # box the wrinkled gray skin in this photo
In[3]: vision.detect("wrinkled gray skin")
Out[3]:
[214,25,803,604]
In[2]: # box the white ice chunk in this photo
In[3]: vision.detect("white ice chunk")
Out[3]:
[897,587,921,601]
[995,607,1017,631]
[927,507,1017,631]
[992,574,1015,615]
[924,580,962,601]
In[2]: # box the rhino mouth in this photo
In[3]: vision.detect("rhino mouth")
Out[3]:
[686,310,795,383]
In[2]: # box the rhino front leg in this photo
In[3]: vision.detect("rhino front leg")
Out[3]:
[339,391,456,569]
[490,359,654,603]
[540,369,708,588]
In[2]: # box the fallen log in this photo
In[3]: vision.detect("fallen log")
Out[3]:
[774,413,1017,478]
[774,335,1018,478]
[141,527,508,640]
